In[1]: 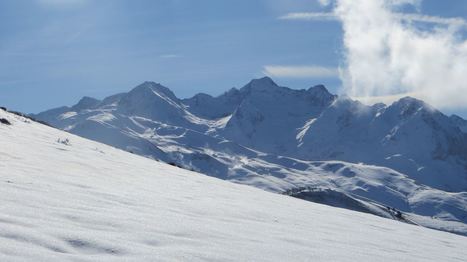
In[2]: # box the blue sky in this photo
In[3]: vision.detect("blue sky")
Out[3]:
[1,0,467,116]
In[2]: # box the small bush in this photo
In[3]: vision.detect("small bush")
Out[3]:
[7,110,52,127]
[57,138,71,145]
[0,118,11,125]
[168,162,184,168]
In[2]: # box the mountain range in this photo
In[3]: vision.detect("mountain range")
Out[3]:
[33,77,467,235]
[3,108,467,261]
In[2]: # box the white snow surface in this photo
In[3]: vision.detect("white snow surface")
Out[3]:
[31,79,467,235]
[2,109,467,261]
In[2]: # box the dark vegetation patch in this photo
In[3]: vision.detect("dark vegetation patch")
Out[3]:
[0,106,52,127]
[0,118,11,125]
[168,162,183,168]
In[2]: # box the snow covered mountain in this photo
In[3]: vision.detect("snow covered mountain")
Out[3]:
[220,78,336,153]
[33,77,467,234]
[2,108,467,261]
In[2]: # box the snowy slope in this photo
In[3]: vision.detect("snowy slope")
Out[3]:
[1,109,467,261]
[295,97,467,192]
[220,78,336,153]
[182,87,245,119]
[32,104,467,233]
[32,78,467,234]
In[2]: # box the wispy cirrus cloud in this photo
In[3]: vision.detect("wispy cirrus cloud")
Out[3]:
[159,54,183,59]
[263,65,338,78]
[37,0,87,8]
[280,11,467,29]
[279,12,337,21]
[394,13,467,29]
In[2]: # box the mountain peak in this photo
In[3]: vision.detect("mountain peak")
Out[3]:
[307,84,333,96]
[238,77,283,96]
[224,87,240,96]
[72,96,101,111]
[195,92,215,99]
[134,81,164,91]
[393,96,429,110]
[129,81,177,100]
[253,76,276,84]
[307,84,337,104]
[388,96,438,120]
[396,96,425,105]
[115,81,187,123]
[245,77,278,89]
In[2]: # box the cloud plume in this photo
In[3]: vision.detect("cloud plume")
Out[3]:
[335,0,467,109]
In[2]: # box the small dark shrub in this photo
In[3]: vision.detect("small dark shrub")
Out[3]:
[0,118,11,125]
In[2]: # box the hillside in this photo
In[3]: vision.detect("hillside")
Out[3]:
[1,109,467,261]
[32,78,467,234]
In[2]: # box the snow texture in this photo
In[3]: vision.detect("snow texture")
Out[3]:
[33,77,467,235]
[1,109,467,261]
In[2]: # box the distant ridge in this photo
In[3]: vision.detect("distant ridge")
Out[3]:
[33,77,467,234]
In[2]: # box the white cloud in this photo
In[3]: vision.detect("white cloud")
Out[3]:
[263,65,338,78]
[281,1,467,109]
[279,12,337,21]
[334,0,467,109]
